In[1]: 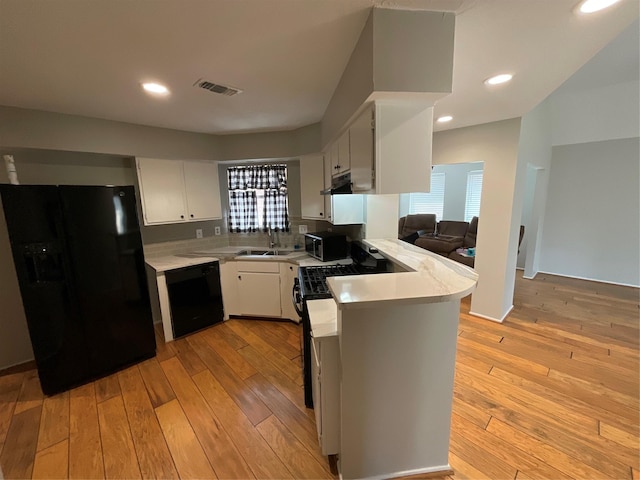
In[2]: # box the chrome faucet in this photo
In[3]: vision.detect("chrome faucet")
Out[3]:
[267,227,277,249]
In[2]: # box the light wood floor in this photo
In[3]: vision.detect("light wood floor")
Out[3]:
[0,271,638,479]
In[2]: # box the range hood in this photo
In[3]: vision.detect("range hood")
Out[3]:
[321,172,352,195]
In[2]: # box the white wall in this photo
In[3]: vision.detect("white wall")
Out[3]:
[433,118,524,322]
[550,81,640,146]
[516,100,553,278]
[539,138,639,286]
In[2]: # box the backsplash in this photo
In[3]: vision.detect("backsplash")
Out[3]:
[143,216,365,257]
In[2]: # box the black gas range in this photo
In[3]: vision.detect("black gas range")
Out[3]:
[293,241,389,408]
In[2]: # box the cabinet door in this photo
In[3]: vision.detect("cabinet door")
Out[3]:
[337,131,351,174]
[331,194,364,225]
[183,161,222,221]
[136,158,187,225]
[237,272,281,317]
[219,261,240,318]
[299,155,325,220]
[349,107,374,192]
[330,142,340,176]
[324,155,333,222]
[279,263,300,322]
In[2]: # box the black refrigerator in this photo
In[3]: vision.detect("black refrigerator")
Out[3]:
[0,184,156,395]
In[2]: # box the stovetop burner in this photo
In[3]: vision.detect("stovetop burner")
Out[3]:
[301,264,360,298]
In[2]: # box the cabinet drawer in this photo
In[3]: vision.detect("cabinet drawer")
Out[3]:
[236,261,280,273]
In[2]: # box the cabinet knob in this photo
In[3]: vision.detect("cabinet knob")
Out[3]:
[180,215,184,219]
[289,266,293,271]
[320,212,323,216]
[190,214,194,218]
[238,275,241,280]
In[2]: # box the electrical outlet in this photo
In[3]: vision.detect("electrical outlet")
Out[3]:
[298,225,308,234]
[214,226,221,236]
[196,229,203,239]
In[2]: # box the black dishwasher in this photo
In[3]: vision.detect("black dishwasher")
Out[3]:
[165,261,224,338]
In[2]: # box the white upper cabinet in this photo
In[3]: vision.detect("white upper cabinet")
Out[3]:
[136,158,188,225]
[331,131,350,176]
[299,154,326,221]
[183,161,222,221]
[136,157,222,226]
[349,107,374,192]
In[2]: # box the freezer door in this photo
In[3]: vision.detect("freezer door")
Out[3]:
[0,185,91,395]
[59,185,156,376]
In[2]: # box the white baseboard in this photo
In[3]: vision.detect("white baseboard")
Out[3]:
[522,272,538,280]
[537,270,640,289]
[469,304,514,323]
[0,355,35,373]
[340,464,452,480]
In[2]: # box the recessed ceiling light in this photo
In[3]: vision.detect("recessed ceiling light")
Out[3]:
[142,82,169,95]
[577,0,621,13]
[484,74,513,86]
[437,115,453,123]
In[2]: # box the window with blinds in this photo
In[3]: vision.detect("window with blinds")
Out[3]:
[465,170,483,222]
[408,172,445,220]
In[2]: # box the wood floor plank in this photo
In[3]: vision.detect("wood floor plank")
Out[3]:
[172,337,207,376]
[226,320,303,385]
[187,334,272,426]
[449,451,491,480]
[455,364,634,475]
[0,403,41,479]
[449,431,517,480]
[97,395,141,479]
[486,417,617,479]
[256,414,332,479]
[13,370,43,415]
[216,322,250,350]
[245,320,301,360]
[36,390,69,452]
[490,366,639,436]
[451,396,491,429]
[203,327,258,380]
[68,383,104,479]
[32,439,68,480]
[244,372,329,469]
[238,344,312,420]
[138,358,176,408]
[600,421,639,450]
[160,356,255,478]
[547,368,639,411]
[118,366,179,479]
[94,373,121,404]
[450,412,570,479]
[155,399,217,479]
[0,372,24,448]
[192,369,295,479]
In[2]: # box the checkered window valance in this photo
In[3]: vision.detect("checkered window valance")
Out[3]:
[227,165,289,233]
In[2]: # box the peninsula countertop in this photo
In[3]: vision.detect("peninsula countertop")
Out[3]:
[327,238,478,310]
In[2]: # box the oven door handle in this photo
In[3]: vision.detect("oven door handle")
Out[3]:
[292,279,303,317]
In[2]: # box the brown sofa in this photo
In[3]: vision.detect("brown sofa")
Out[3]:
[398,216,524,269]
[398,214,436,243]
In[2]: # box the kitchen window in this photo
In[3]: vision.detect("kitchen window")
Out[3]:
[465,170,483,222]
[407,172,445,220]
[227,164,290,232]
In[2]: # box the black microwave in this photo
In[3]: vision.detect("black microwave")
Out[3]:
[304,232,349,262]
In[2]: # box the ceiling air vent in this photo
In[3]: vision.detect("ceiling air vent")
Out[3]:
[193,78,242,96]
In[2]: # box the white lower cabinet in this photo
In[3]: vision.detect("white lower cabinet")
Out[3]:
[236,261,281,317]
[311,334,340,455]
[307,298,340,456]
[279,263,300,322]
[222,260,301,320]
[219,261,241,318]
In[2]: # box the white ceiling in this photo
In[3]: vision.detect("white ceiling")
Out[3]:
[0,0,637,136]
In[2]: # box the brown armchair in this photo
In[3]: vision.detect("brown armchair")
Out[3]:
[398,214,437,242]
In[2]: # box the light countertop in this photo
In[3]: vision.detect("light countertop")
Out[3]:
[145,246,327,273]
[307,298,338,338]
[327,238,478,310]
